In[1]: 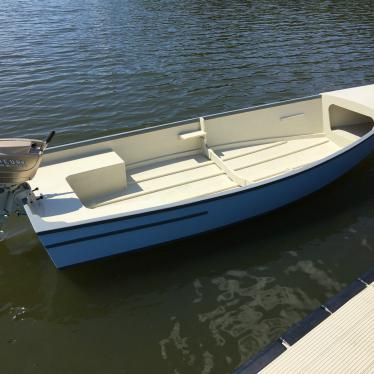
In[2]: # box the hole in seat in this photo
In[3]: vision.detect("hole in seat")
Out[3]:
[329,104,374,137]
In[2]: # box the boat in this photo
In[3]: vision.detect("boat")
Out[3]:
[1,84,374,268]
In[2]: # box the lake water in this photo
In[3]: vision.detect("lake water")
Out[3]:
[1,1,374,373]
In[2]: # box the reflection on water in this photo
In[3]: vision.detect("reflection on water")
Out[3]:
[1,0,374,373]
[3,158,374,373]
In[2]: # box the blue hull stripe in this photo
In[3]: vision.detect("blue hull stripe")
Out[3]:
[46,211,207,249]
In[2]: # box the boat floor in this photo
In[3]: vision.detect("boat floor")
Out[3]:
[28,133,345,230]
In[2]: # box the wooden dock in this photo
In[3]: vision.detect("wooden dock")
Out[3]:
[234,268,374,373]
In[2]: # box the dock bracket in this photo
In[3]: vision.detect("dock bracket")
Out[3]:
[321,304,333,315]
[279,337,291,349]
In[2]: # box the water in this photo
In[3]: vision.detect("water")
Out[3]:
[1,0,374,372]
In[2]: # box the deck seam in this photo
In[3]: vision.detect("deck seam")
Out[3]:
[233,139,330,171]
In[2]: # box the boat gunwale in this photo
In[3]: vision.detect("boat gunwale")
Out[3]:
[45,94,321,154]
[33,126,374,235]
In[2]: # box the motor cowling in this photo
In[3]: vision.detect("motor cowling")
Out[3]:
[0,132,55,227]
[0,138,46,186]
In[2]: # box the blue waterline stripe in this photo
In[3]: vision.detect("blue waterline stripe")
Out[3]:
[45,211,208,249]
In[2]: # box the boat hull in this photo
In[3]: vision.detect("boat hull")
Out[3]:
[38,132,374,268]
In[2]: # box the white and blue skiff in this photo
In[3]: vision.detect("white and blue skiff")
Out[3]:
[2,84,374,268]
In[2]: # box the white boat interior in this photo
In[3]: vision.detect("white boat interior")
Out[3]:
[26,85,374,232]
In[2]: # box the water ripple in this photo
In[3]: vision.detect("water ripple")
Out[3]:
[1,1,374,373]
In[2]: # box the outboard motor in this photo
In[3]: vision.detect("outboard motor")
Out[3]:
[0,131,55,234]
